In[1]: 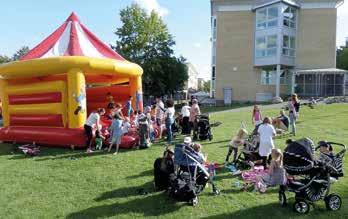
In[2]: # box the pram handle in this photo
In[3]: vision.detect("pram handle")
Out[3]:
[315,142,346,155]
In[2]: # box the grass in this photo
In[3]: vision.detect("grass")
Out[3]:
[0,103,347,219]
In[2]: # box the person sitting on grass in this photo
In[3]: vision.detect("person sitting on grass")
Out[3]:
[272,110,289,133]
[225,128,248,164]
[108,114,123,155]
[255,148,286,193]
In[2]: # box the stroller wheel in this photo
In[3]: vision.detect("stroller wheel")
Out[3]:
[213,187,220,196]
[279,191,287,207]
[293,200,310,214]
[325,194,342,211]
[190,197,198,206]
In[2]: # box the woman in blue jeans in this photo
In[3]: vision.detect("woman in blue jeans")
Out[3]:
[164,99,175,144]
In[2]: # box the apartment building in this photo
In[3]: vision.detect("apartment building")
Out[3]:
[210,0,347,103]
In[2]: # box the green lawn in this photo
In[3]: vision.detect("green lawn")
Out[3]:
[0,103,347,219]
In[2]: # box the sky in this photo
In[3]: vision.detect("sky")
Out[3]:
[0,0,347,80]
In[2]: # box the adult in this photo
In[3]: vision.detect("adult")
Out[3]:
[190,99,201,140]
[181,102,191,135]
[125,96,133,117]
[257,117,276,169]
[272,110,289,132]
[288,94,299,136]
[84,108,105,152]
[155,96,165,138]
[164,99,175,145]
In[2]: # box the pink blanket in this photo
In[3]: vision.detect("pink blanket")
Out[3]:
[241,166,269,183]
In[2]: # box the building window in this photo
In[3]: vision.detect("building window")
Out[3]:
[212,66,216,79]
[256,6,279,30]
[283,6,296,29]
[282,35,295,57]
[256,35,277,58]
[261,70,287,85]
[212,17,217,40]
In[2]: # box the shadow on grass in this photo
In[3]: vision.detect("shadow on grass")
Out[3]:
[95,181,154,201]
[200,202,333,219]
[7,146,137,161]
[125,169,153,179]
[68,188,184,218]
[202,139,230,146]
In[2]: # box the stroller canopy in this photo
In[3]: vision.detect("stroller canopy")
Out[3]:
[284,138,315,175]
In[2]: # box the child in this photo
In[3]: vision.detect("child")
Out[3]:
[122,117,131,135]
[193,143,207,163]
[251,105,262,126]
[318,141,334,164]
[108,114,123,155]
[257,117,276,169]
[95,130,105,150]
[106,92,115,109]
[125,96,133,117]
[225,128,248,164]
[256,148,286,192]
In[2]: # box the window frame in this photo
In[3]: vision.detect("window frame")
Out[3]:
[256,6,279,30]
[283,6,296,29]
[255,35,278,58]
[282,35,296,57]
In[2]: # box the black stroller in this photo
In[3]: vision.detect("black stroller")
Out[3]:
[235,124,261,169]
[168,143,219,206]
[279,138,346,214]
[194,115,221,141]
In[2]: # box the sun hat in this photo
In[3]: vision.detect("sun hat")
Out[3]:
[184,136,192,144]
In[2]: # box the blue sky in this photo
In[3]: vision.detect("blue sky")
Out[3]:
[0,0,347,80]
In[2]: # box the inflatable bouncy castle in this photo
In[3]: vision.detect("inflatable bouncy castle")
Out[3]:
[0,12,143,148]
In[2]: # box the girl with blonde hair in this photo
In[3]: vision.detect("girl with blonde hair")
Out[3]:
[225,128,249,163]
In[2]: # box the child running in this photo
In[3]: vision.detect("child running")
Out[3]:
[108,114,123,155]
[225,128,248,164]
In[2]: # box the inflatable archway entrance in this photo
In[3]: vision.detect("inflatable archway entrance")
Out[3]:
[0,13,143,148]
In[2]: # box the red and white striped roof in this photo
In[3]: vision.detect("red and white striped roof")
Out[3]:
[21,12,125,61]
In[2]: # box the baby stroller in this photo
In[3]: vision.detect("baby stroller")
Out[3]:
[279,138,346,214]
[235,124,261,169]
[195,115,221,141]
[168,144,220,206]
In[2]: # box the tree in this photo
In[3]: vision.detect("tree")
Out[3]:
[0,55,11,64]
[0,46,30,64]
[12,46,30,61]
[337,46,348,71]
[113,4,188,96]
[203,80,211,93]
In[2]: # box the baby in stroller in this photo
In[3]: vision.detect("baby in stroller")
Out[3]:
[279,138,346,214]
[168,141,219,206]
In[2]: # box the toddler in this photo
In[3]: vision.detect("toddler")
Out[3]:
[225,128,248,163]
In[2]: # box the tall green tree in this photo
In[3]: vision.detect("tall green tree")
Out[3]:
[0,46,30,64]
[113,4,188,96]
[12,46,30,61]
[203,80,211,93]
[337,46,348,71]
[0,55,11,64]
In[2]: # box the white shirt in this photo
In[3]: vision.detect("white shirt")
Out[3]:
[181,105,191,117]
[122,121,131,134]
[86,112,100,127]
[165,107,175,120]
[156,101,164,119]
[257,124,276,157]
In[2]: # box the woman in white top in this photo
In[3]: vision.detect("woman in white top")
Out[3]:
[84,108,105,152]
[257,117,276,168]
[164,99,175,144]
[181,102,191,134]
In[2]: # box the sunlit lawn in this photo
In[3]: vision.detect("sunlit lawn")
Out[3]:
[0,103,347,218]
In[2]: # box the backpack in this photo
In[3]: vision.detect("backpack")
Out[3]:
[154,158,174,190]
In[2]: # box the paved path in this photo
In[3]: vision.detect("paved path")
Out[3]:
[210,103,285,114]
